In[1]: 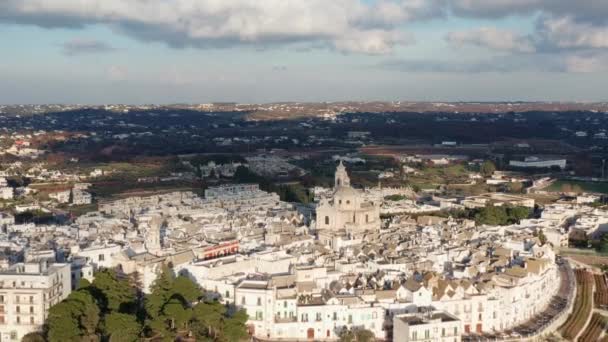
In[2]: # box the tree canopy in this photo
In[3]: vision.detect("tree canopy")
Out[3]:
[480,160,496,177]
[42,266,249,342]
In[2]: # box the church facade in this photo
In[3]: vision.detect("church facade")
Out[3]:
[315,161,381,247]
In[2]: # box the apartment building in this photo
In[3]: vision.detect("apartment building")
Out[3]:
[0,262,71,340]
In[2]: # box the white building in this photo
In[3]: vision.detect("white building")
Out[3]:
[0,187,13,200]
[49,189,71,204]
[393,311,461,342]
[74,244,122,270]
[509,157,566,169]
[72,188,92,205]
[0,262,71,340]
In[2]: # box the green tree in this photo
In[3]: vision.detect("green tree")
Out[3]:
[69,290,100,338]
[92,269,134,313]
[102,312,142,342]
[46,301,81,342]
[46,289,100,342]
[598,234,608,254]
[192,301,226,339]
[506,206,531,223]
[221,309,249,342]
[77,278,91,289]
[538,229,547,245]
[21,332,45,342]
[163,298,192,330]
[474,206,508,226]
[480,160,496,177]
[145,265,175,321]
[355,329,375,342]
[172,275,201,303]
[339,329,355,342]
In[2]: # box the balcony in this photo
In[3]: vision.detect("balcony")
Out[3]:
[274,317,297,323]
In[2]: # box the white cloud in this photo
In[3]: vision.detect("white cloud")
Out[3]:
[446,27,535,53]
[539,16,608,49]
[565,54,608,73]
[0,0,443,55]
[107,65,128,81]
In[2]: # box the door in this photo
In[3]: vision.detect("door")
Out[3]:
[464,324,470,334]
[476,324,482,333]
[307,328,315,340]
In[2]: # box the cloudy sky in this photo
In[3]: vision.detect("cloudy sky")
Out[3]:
[1,0,607,104]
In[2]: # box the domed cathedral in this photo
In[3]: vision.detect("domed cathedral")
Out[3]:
[316,161,380,248]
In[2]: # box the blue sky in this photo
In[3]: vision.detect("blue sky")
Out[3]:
[1,0,607,104]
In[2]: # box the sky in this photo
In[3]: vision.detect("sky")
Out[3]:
[1,0,608,104]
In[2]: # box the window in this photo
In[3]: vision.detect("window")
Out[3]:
[0,295,3,303]
[366,214,369,223]
[30,306,34,313]
[241,297,246,305]
[283,301,287,308]
[316,313,322,321]
[412,332,417,340]
[16,306,20,313]
[226,290,230,298]
[0,315,4,324]
[29,296,33,304]
[333,312,337,321]
[99,254,105,261]
[325,216,329,225]
[257,297,262,306]
[30,317,34,324]
[348,315,352,324]
[442,328,445,337]
[16,316,20,324]
[346,200,350,204]
[425,330,429,339]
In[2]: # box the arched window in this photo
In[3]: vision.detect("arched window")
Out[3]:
[325,216,330,225]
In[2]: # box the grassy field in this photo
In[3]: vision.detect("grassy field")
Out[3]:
[547,180,608,194]
[406,164,471,190]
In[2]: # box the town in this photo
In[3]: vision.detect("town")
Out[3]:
[0,106,607,342]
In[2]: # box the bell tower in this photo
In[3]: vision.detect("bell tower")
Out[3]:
[334,160,350,188]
